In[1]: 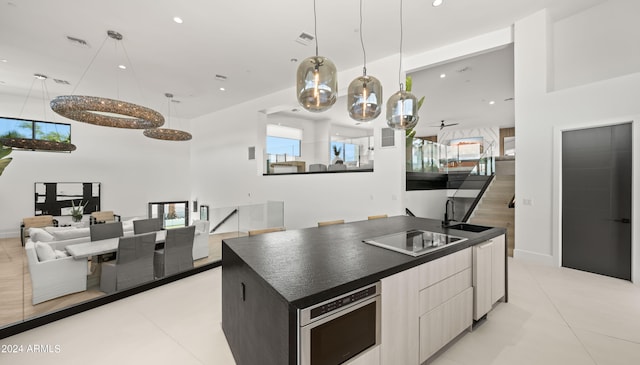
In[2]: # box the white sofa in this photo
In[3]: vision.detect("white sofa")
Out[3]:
[192,220,210,260]
[24,238,88,305]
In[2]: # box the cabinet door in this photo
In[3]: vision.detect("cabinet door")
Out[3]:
[472,241,493,320]
[380,267,419,365]
[491,235,506,303]
[419,287,473,362]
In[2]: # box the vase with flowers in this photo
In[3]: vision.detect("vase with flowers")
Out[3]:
[70,200,88,222]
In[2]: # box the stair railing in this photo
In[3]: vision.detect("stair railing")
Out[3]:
[449,141,496,222]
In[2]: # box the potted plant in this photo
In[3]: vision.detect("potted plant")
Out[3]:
[70,200,88,222]
[332,145,343,165]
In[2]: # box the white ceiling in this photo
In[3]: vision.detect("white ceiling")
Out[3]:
[0,0,606,126]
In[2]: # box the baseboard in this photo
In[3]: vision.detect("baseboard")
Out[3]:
[513,249,556,266]
[0,261,221,339]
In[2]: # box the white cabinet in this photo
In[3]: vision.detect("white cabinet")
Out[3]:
[380,248,473,365]
[419,287,473,362]
[380,266,419,365]
[472,234,506,320]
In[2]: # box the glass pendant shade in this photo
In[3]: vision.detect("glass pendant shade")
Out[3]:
[386,89,419,130]
[347,74,382,122]
[296,56,338,112]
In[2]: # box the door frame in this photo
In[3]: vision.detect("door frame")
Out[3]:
[553,116,638,284]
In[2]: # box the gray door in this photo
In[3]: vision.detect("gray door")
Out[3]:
[562,123,632,280]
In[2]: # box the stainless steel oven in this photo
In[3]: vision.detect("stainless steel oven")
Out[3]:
[299,282,381,365]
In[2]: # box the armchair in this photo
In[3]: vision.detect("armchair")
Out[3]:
[192,220,210,260]
[24,241,88,305]
[90,211,121,225]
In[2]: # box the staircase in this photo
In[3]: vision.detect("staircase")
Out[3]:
[468,174,515,256]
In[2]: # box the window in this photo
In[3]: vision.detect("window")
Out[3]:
[1,117,72,145]
[330,141,359,164]
[266,124,302,157]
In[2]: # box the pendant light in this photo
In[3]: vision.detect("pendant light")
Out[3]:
[386,0,419,130]
[347,0,383,122]
[143,93,192,141]
[50,30,164,129]
[296,0,337,112]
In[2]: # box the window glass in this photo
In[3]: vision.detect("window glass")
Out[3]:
[35,121,71,142]
[266,136,301,157]
[0,117,33,139]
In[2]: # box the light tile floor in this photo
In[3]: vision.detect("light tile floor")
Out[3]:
[1,258,639,365]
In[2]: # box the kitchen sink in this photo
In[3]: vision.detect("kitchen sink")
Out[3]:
[445,223,493,233]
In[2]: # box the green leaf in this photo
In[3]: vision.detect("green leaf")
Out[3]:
[405,76,413,92]
[417,96,425,111]
[0,146,12,159]
[0,157,12,176]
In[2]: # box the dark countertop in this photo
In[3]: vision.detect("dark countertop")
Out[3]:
[222,215,506,309]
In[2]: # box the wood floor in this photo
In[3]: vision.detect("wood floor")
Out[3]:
[0,231,241,330]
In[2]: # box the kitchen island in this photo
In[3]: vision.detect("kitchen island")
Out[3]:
[221,215,507,365]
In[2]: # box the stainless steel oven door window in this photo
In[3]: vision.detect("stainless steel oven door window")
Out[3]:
[300,288,381,365]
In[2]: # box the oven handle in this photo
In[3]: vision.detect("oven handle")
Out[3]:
[300,294,380,329]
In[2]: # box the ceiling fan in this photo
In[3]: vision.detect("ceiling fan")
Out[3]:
[430,120,459,130]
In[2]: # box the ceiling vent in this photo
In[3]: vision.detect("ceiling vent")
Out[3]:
[53,78,71,85]
[296,32,314,46]
[215,74,227,81]
[65,35,90,47]
[456,66,472,73]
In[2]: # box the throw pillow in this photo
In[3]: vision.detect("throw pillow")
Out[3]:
[35,241,57,262]
[54,249,69,259]
[29,227,54,243]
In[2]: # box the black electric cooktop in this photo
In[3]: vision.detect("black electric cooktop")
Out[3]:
[363,229,468,257]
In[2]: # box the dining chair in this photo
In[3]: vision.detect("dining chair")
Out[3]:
[154,225,196,278]
[317,220,344,227]
[368,214,388,220]
[100,232,156,294]
[248,227,286,236]
[133,217,163,234]
[90,221,124,241]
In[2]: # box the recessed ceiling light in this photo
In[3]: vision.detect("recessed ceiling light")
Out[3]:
[0,59,7,63]
[173,17,183,24]
[489,100,495,105]
[290,58,298,63]
[118,64,126,70]
[219,87,225,91]
[440,73,446,78]
[432,0,444,7]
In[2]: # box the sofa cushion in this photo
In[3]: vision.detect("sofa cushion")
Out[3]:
[49,227,90,241]
[29,227,54,243]
[55,249,69,259]
[35,241,57,262]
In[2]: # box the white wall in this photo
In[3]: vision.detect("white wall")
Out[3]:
[0,107,191,237]
[552,0,640,90]
[514,7,640,283]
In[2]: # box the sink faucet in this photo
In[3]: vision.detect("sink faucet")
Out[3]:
[442,199,455,227]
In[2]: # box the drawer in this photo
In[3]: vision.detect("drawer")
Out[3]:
[419,247,471,290]
[418,268,471,316]
[419,287,473,363]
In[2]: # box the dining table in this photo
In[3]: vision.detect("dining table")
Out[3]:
[65,230,167,288]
